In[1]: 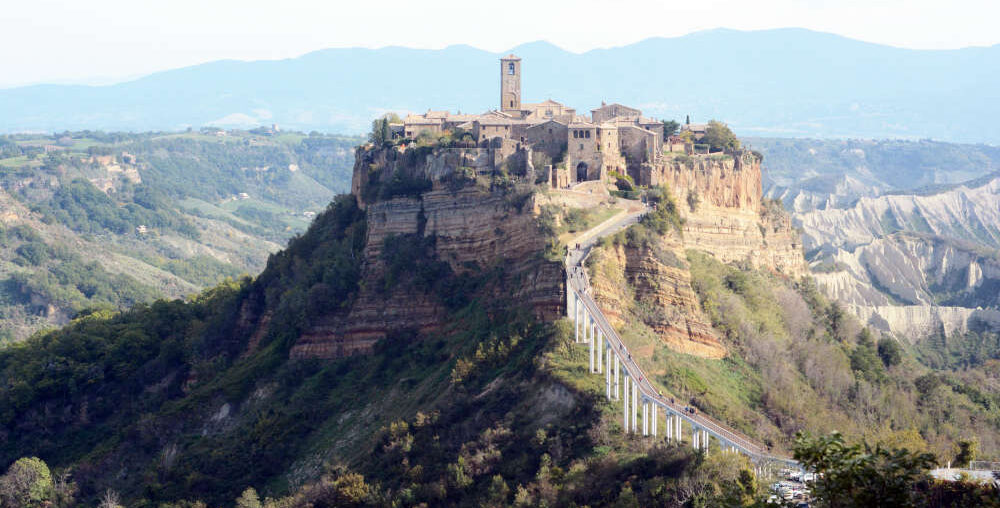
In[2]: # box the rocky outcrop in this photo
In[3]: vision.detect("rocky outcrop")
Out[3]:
[588,234,725,359]
[292,145,564,359]
[643,153,761,212]
[680,204,807,279]
[643,154,807,278]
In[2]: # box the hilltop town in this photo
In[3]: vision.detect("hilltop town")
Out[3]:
[393,54,739,188]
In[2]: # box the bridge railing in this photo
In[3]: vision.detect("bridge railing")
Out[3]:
[567,259,798,467]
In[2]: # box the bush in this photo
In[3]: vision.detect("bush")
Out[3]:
[794,431,936,508]
[0,457,55,508]
[878,338,903,367]
[703,120,740,152]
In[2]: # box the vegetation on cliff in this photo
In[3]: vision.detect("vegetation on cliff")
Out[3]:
[593,244,1000,460]
[0,182,787,506]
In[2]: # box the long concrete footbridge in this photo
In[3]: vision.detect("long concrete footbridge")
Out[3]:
[563,203,799,472]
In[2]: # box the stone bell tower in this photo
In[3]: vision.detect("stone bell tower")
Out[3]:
[500,54,521,113]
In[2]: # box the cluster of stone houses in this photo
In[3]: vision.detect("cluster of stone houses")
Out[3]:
[395,54,705,187]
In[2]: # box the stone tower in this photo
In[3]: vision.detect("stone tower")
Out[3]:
[500,54,521,113]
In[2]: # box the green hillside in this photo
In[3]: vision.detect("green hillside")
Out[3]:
[0,129,361,342]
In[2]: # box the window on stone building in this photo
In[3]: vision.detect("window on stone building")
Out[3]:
[579,143,584,150]
[585,131,591,139]
[508,62,515,75]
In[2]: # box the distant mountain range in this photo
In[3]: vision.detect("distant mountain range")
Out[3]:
[2,28,1000,142]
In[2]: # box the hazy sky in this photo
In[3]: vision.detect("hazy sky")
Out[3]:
[3,0,998,88]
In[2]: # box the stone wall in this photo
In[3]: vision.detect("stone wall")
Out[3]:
[525,120,569,159]
[618,125,657,169]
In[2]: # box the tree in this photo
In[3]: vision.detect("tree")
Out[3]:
[369,113,401,146]
[878,338,903,367]
[702,120,740,152]
[955,439,978,467]
[235,487,263,508]
[484,474,510,507]
[851,331,886,383]
[369,118,389,145]
[662,120,680,139]
[794,431,936,508]
[0,457,55,508]
[98,489,124,508]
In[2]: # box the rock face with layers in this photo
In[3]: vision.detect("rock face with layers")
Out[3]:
[644,153,807,278]
[291,145,564,359]
[584,152,807,358]
[588,234,725,359]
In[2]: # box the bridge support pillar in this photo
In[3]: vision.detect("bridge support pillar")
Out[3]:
[665,414,672,442]
[613,355,620,400]
[632,379,639,433]
[693,428,700,450]
[596,330,603,373]
[642,400,649,436]
[591,321,597,368]
[622,374,629,432]
[588,319,595,373]
[702,430,710,452]
[573,296,580,343]
[675,415,682,442]
[651,405,657,437]
[605,344,611,400]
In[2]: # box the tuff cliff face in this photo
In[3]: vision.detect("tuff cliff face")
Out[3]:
[291,145,564,359]
[581,153,806,359]
[644,153,762,212]
[647,154,807,278]
[294,145,807,360]
[588,234,725,359]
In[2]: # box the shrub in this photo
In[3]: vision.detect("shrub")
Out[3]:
[878,338,903,367]
[794,431,936,508]
[0,457,55,508]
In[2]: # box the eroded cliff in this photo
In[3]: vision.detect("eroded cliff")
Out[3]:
[800,176,1000,339]
[646,153,807,278]
[291,145,564,359]
[587,233,725,359]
